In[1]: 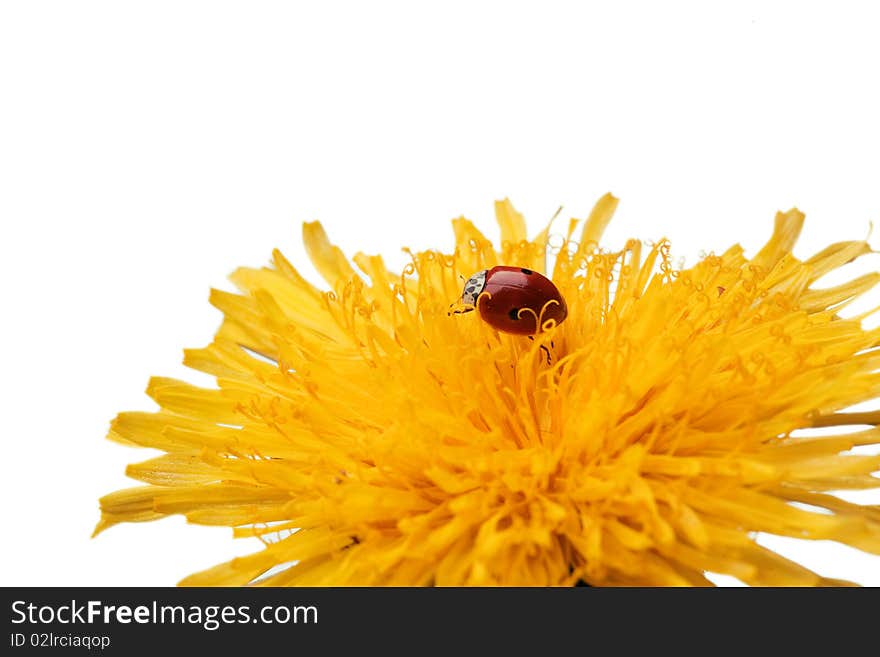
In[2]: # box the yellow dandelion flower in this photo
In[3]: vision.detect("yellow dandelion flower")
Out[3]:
[96,194,880,586]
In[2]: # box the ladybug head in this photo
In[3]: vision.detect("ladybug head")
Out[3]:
[447,269,488,316]
[459,269,488,307]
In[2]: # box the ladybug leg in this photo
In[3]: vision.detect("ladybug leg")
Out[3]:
[528,335,553,365]
[539,344,552,365]
[447,304,474,316]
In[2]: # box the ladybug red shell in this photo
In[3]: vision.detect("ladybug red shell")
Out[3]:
[453,265,568,335]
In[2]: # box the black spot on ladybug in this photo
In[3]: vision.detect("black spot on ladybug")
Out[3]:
[521,268,533,275]
[508,307,521,320]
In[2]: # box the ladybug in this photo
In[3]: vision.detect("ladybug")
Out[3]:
[451,266,568,335]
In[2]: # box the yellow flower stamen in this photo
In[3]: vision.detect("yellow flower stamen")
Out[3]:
[96,194,880,586]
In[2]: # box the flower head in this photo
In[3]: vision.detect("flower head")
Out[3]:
[97,195,880,585]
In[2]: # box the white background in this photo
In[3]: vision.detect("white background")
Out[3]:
[2,1,879,586]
